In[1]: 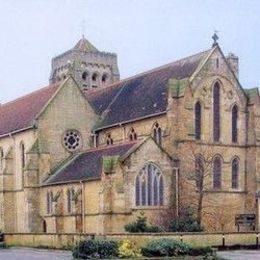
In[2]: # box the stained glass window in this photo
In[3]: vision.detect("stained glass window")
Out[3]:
[195,101,201,140]
[135,163,164,206]
[232,105,238,143]
[213,157,221,189]
[213,82,220,142]
[232,158,239,189]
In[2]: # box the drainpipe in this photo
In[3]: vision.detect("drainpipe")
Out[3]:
[80,181,85,233]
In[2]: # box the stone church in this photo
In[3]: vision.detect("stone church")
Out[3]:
[0,35,259,234]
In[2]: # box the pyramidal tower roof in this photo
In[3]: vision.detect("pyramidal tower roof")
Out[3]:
[73,35,98,52]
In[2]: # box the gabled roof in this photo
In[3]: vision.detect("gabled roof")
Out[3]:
[87,49,211,130]
[0,83,60,137]
[73,36,98,52]
[44,142,136,185]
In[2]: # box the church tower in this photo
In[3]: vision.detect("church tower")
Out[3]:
[49,36,120,91]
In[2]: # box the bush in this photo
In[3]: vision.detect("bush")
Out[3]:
[72,239,118,259]
[189,246,213,256]
[168,208,203,232]
[118,239,142,258]
[141,238,190,257]
[124,213,163,233]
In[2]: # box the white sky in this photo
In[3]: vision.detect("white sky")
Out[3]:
[1,0,260,103]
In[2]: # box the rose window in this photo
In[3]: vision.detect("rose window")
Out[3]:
[63,130,81,151]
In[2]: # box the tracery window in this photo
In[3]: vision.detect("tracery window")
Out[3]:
[153,123,162,146]
[63,130,81,152]
[135,163,164,207]
[231,157,239,189]
[195,101,202,140]
[195,156,204,190]
[129,127,137,141]
[232,105,238,143]
[106,134,113,146]
[213,82,220,142]
[213,156,222,189]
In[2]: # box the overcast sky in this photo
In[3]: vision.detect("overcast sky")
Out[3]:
[1,0,260,103]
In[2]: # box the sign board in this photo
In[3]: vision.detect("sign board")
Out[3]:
[235,214,256,226]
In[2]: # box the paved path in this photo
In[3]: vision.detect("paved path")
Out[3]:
[0,247,72,259]
[217,250,260,260]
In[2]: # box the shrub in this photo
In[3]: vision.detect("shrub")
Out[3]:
[168,208,203,232]
[189,246,213,256]
[141,238,191,257]
[124,213,163,233]
[72,239,118,259]
[118,239,142,258]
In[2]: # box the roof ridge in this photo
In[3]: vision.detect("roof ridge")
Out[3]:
[87,48,212,96]
[80,142,137,154]
[1,83,60,108]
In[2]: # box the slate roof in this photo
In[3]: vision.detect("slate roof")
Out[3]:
[73,36,98,52]
[87,49,211,130]
[0,83,60,137]
[244,88,259,104]
[44,142,136,185]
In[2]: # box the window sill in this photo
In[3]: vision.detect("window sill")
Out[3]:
[132,206,166,210]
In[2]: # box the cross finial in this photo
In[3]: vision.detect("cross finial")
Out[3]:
[212,31,219,47]
[81,20,86,39]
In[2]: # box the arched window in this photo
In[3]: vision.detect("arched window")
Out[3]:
[195,156,204,190]
[82,71,88,80]
[195,101,202,140]
[129,127,137,141]
[46,192,53,214]
[106,134,113,146]
[67,188,74,213]
[213,82,220,142]
[0,147,3,170]
[102,74,108,84]
[232,105,238,143]
[213,156,222,189]
[43,220,47,233]
[153,123,162,146]
[135,163,164,206]
[232,158,239,189]
[20,142,25,169]
[92,72,98,88]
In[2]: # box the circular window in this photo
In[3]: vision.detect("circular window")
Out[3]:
[63,130,81,152]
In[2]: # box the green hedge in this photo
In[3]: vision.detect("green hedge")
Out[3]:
[72,239,118,259]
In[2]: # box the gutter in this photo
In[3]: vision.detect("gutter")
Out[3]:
[0,126,34,139]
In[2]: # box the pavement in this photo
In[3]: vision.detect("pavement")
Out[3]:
[217,250,260,260]
[0,247,72,259]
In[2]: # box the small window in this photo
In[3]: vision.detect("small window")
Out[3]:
[135,163,164,206]
[102,74,108,84]
[106,134,113,146]
[213,156,221,189]
[232,158,239,189]
[20,142,25,169]
[129,127,137,141]
[67,189,74,213]
[153,123,162,146]
[82,71,88,80]
[216,58,219,68]
[232,105,238,143]
[213,82,220,142]
[0,147,3,170]
[47,192,53,214]
[92,73,98,82]
[195,101,202,140]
